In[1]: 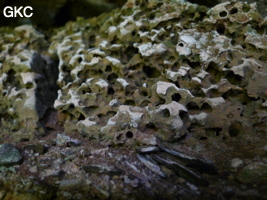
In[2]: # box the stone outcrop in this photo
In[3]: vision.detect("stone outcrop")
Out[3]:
[0,0,267,199]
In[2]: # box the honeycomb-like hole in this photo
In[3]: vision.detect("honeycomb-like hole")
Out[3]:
[82,88,92,94]
[230,7,238,15]
[178,42,184,47]
[140,90,148,96]
[144,123,158,134]
[171,93,181,102]
[126,131,134,138]
[201,103,212,111]
[107,73,118,84]
[78,114,85,121]
[25,83,34,89]
[108,87,115,95]
[161,108,170,118]
[219,11,228,18]
[125,100,135,106]
[186,102,199,110]
[206,61,222,84]
[216,24,226,34]
[105,65,112,72]
[149,12,156,20]
[179,110,187,121]
[143,66,161,78]
[225,71,242,86]
[78,57,83,63]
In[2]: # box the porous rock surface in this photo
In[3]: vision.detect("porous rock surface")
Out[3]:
[0,0,267,199]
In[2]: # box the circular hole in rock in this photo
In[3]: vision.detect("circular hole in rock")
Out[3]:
[143,66,160,78]
[140,90,148,96]
[25,83,34,89]
[219,11,228,17]
[108,87,115,95]
[178,42,184,47]
[149,13,155,20]
[230,7,238,15]
[131,31,136,36]
[78,57,83,63]
[216,24,226,34]
[107,73,118,84]
[161,108,170,118]
[105,66,112,72]
[171,93,181,102]
[126,131,133,138]
[78,114,85,121]
[179,110,188,121]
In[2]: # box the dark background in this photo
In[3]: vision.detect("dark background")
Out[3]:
[0,0,266,30]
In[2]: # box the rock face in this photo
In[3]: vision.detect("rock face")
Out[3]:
[0,0,267,199]
[48,0,267,147]
[0,25,58,141]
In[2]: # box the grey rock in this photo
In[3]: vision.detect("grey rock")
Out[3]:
[152,154,208,186]
[83,165,123,176]
[59,179,83,190]
[159,144,218,175]
[136,146,159,154]
[56,134,81,147]
[231,158,244,169]
[137,154,166,178]
[0,143,22,166]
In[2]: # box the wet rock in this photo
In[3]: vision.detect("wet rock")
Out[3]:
[0,143,22,166]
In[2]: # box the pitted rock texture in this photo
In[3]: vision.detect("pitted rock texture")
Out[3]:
[49,0,267,146]
[0,25,58,141]
[0,0,267,199]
